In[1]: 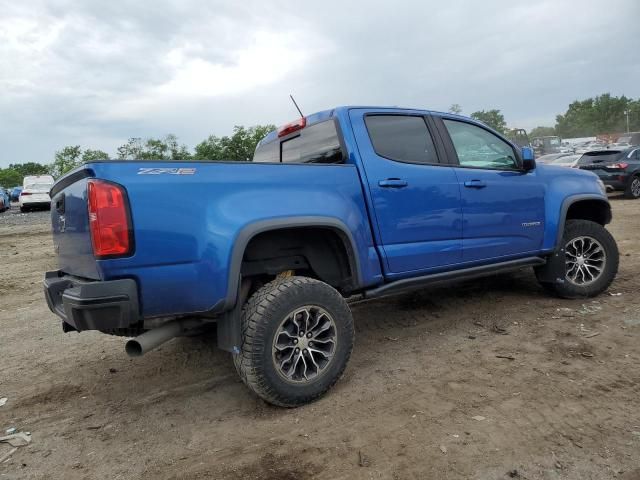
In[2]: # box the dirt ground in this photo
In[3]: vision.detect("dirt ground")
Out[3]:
[1,199,639,480]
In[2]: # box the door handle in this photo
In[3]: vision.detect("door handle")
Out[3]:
[378,178,408,188]
[463,180,487,189]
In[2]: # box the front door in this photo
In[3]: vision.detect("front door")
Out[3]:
[350,110,462,276]
[437,117,545,263]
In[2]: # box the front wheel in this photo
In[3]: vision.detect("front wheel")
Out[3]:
[537,219,618,298]
[233,276,354,407]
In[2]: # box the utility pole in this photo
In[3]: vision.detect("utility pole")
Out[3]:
[624,109,630,133]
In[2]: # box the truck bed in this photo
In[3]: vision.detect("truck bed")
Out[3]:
[50,161,382,318]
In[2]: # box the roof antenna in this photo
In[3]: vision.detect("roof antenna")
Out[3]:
[289,94,304,118]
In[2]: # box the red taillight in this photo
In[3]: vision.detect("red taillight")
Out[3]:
[87,179,131,257]
[277,117,306,137]
[609,162,628,169]
[20,192,31,196]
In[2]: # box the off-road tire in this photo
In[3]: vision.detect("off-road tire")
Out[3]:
[233,276,354,407]
[537,219,618,298]
[623,175,640,199]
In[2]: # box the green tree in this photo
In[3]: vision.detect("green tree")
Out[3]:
[82,149,110,163]
[0,168,22,188]
[194,124,276,161]
[50,145,82,178]
[470,109,507,134]
[8,162,50,177]
[448,104,463,115]
[529,126,556,138]
[117,135,191,160]
[554,93,640,138]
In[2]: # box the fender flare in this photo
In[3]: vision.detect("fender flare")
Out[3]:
[554,194,611,250]
[222,216,363,311]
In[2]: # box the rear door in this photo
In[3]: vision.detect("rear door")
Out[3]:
[435,116,545,263]
[349,110,462,276]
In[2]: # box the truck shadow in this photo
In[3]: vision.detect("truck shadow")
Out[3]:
[19,269,543,424]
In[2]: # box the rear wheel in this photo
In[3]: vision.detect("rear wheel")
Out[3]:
[624,175,640,199]
[537,219,618,298]
[233,276,354,407]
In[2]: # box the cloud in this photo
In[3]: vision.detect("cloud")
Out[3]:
[0,0,638,166]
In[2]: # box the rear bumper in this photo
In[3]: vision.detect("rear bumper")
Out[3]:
[44,270,140,331]
[585,170,630,191]
[20,200,50,208]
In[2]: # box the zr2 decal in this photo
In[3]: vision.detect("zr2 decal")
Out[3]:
[137,168,196,175]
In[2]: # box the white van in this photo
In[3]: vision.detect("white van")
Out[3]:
[20,175,55,212]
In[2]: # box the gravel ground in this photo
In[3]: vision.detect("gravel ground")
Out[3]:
[0,203,51,227]
[1,198,639,479]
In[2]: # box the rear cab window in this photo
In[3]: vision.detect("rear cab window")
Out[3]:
[253,119,344,164]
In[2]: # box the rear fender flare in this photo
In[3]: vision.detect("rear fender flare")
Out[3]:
[223,217,362,311]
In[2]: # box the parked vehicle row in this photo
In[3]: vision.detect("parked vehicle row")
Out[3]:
[0,176,55,214]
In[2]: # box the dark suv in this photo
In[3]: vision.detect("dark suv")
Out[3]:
[578,147,640,198]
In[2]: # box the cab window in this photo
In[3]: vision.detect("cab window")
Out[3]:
[443,119,519,170]
[365,115,439,164]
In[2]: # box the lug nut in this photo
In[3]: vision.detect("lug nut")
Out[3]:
[293,338,298,344]
[295,348,300,353]
[299,331,305,337]
[307,332,312,338]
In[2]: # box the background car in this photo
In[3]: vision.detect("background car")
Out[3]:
[532,135,563,155]
[577,147,640,197]
[575,141,607,154]
[615,132,640,146]
[550,154,581,168]
[19,175,55,212]
[10,186,22,201]
[535,153,573,164]
[0,187,11,212]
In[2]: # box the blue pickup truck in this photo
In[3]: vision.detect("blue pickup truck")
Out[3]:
[45,106,618,406]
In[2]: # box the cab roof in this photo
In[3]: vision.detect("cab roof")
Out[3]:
[259,105,464,145]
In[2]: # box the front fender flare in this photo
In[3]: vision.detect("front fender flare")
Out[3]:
[554,194,611,250]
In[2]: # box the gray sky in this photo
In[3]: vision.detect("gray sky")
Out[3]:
[1,0,639,167]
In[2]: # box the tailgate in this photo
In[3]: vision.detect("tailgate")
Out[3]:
[50,173,101,279]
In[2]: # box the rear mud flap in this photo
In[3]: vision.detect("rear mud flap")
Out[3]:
[217,278,251,354]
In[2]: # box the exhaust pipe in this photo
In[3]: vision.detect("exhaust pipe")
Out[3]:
[126,321,185,357]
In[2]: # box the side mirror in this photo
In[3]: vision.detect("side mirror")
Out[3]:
[521,146,536,171]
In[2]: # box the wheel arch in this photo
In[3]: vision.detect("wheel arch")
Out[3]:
[223,217,362,311]
[555,195,611,250]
